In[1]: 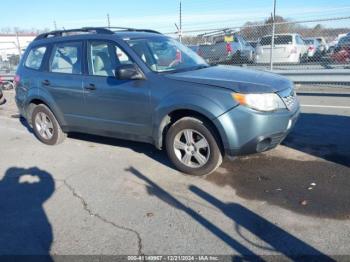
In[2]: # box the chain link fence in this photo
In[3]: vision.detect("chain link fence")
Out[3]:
[0,16,350,86]
[0,50,19,90]
[170,16,350,83]
[0,47,19,90]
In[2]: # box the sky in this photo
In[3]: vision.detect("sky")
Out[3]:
[1,0,350,33]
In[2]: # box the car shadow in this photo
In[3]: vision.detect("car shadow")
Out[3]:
[0,167,54,261]
[127,166,333,260]
[189,185,333,261]
[68,132,174,169]
[18,116,174,170]
[283,113,350,167]
[19,115,34,134]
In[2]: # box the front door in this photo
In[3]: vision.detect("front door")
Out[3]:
[82,40,152,140]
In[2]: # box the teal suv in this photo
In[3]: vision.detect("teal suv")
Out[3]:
[15,27,300,176]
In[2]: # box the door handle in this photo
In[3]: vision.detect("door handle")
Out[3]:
[42,80,50,86]
[84,84,96,91]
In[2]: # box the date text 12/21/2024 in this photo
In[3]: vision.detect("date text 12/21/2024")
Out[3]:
[127,255,220,261]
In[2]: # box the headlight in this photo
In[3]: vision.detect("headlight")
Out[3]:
[232,93,286,112]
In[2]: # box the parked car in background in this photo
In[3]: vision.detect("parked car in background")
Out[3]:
[248,41,258,49]
[0,76,15,90]
[15,27,299,176]
[187,45,200,53]
[328,34,347,54]
[331,35,350,63]
[195,33,255,64]
[304,38,322,61]
[315,37,328,54]
[192,44,221,63]
[255,34,307,64]
[0,88,6,105]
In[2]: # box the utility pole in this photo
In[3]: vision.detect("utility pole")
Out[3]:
[53,20,57,31]
[179,0,182,42]
[15,30,21,58]
[270,0,277,70]
[107,13,111,28]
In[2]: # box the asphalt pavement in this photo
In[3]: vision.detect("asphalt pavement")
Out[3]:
[0,86,349,260]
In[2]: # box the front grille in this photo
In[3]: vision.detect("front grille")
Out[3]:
[278,88,298,111]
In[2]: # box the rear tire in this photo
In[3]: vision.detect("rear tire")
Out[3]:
[165,117,223,176]
[31,104,66,145]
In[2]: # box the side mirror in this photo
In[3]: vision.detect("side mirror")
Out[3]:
[115,64,145,80]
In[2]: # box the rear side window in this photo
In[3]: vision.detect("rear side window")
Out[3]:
[25,46,47,70]
[50,42,82,74]
[304,39,313,45]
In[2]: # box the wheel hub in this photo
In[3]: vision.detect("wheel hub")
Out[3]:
[173,129,210,168]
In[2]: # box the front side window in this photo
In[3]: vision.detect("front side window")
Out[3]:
[127,37,208,73]
[50,42,82,74]
[25,46,47,70]
[88,41,133,77]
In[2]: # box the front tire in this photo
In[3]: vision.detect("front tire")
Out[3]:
[31,104,66,145]
[165,117,223,176]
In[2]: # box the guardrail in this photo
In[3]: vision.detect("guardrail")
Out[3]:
[270,69,350,84]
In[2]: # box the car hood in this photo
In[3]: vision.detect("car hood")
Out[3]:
[165,65,293,93]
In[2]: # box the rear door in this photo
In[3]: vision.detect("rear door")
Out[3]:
[273,35,294,59]
[40,41,85,128]
[260,35,293,59]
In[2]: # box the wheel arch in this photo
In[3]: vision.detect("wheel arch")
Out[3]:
[26,97,65,127]
[155,108,225,155]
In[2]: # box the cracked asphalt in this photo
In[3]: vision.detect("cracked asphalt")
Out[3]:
[0,86,349,259]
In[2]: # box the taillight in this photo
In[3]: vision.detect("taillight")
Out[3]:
[14,75,20,87]
[308,46,315,51]
[226,43,233,54]
[175,49,182,62]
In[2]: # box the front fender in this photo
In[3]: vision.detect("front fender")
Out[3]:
[153,93,233,149]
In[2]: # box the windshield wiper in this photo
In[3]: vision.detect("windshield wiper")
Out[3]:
[169,64,210,74]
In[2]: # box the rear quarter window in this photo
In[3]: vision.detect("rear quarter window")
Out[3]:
[24,46,47,70]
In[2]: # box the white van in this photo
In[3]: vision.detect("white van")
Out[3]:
[255,34,307,64]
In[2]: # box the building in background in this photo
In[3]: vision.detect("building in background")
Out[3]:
[0,33,36,63]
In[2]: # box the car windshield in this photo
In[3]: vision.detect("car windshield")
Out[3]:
[260,35,293,46]
[126,37,208,73]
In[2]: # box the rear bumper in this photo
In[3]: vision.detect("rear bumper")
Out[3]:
[214,105,300,157]
[255,53,300,64]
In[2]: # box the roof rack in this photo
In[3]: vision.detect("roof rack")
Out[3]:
[107,27,162,34]
[34,27,114,40]
[34,27,161,41]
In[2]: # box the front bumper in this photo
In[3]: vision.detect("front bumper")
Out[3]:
[214,105,300,157]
